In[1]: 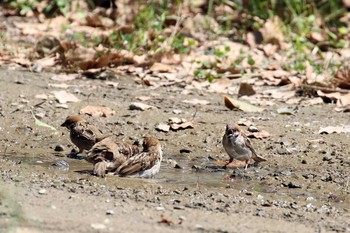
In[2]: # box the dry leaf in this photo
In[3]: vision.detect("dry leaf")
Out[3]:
[209,78,232,93]
[246,130,270,139]
[170,121,194,131]
[338,93,350,106]
[80,105,115,117]
[150,63,172,73]
[238,83,256,97]
[135,96,152,101]
[224,96,264,112]
[52,90,80,104]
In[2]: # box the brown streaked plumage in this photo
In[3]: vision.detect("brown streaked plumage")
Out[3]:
[86,136,139,177]
[222,124,266,169]
[116,136,162,179]
[61,115,111,154]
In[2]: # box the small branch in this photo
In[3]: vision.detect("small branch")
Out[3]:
[301,84,350,94]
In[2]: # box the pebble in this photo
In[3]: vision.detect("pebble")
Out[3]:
[106,210,114,215]
[156,206,165,211]
[54,144,65,152]
[248,125,259,132]
[91,223,106,230]
[38,189,47,195]
[173,109,182,114]
[155,123,170,132]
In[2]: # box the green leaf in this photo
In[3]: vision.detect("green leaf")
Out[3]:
[31,111,56,131]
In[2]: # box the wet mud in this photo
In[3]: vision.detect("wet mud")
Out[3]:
[0,68,349,232]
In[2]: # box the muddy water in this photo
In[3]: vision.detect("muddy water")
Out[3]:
[0,68,349,232]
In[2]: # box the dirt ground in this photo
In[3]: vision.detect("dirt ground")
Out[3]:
[0,68,349,233]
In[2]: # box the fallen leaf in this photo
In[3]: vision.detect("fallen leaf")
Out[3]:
[208,78,232,93]
[52,90,80,104]
[135,96,152,101]
[80,105,115,117]
[150,63,172,73]
[224,96,264,112]
[317,90,341,102]
[338,93,350,106]
[183,99,210,105]
[129,102,155,111]
[31,111,56,131]
[246,130,270,139]
[170,121,194,131]
[159,215,174,226]
[238,82,256,97]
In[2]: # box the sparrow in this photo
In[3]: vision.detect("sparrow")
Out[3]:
[61,115,111,154]
[116,136,162,179]
[222,124,266,169]
[86,136,139,177]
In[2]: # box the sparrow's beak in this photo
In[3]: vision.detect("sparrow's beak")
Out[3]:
[61,121,67,127]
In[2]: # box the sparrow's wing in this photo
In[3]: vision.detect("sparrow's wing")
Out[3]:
[117,152,157,177]
[73,122,98,142]
[115,142,139,158]
[242,132,267,162]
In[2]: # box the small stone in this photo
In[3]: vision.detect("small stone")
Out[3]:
[38,189,47,195]
[106,210,114,215]
[91,223,106,230]
[129,102,154,111]
[54,144,65,152]
[180,148,191,154]
[173,109,182,114]
[155,123,170,132]
[168,117,182,124]
[156,206,164,211]
[248,125,259,132]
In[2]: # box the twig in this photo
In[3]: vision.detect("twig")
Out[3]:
[301,84,350,94]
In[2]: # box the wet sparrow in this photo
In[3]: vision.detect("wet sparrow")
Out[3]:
[86,136,139,177]
[116,136,162,179]
[222,124,266,169]
[61,115,111,154]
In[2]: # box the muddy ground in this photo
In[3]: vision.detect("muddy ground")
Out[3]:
[0,68,349,233]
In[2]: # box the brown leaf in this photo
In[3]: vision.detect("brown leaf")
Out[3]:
[224,96,264,112]
[80,105,116,117]
[170,121,194,131]
[238,83,256,97]
[335,65,350,89]
[159,215,174,226]
[209,78,232,93]
[246,130,270,139]
[52,90,80,104]
[150,63,172,73]
[338,93,350,106]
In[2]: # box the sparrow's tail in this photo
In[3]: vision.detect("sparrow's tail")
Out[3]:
[253,154,267,163]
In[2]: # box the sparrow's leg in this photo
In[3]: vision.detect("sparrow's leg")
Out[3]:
[223,157,234,169]
[244,160,249,170]
[94,161,107,178]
